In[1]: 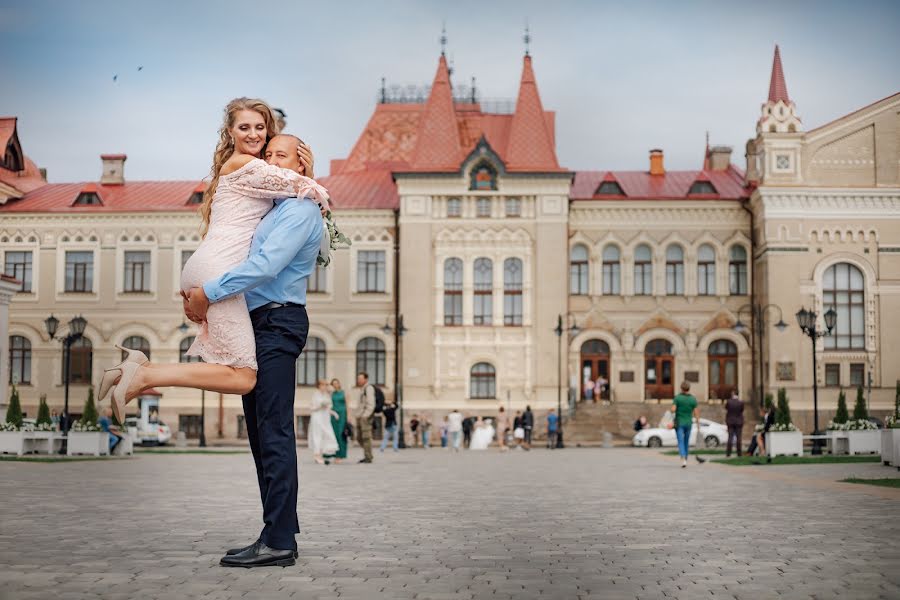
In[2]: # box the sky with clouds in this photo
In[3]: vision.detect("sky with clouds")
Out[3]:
[2,0,899,183]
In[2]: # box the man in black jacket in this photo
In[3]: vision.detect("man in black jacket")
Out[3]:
[724,392,744,457]
[522,406,534,450]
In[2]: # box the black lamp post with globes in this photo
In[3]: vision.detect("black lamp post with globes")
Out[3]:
[795,306,837,455]
[44,314,88,437]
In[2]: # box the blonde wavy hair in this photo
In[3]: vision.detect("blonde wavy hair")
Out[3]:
[200,97,280,236]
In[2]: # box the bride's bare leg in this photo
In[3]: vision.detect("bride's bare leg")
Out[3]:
[124,362,256,400]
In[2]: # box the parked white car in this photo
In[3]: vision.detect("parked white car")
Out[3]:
[125,417,172,446]
[632,414,728,448]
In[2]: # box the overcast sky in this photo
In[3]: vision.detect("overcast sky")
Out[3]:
[2,0,898,183]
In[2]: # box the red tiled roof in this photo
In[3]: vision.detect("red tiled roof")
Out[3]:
[505,55,563,172]
[0,180,202,213]
[319,168,397,210]
[0,118,16,150]
[0,117,47,197]
[570,166,749,201]
[410,56,462,170]
[767,45,790,104]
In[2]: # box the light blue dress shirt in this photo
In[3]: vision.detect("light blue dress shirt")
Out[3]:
[203,198,323,311]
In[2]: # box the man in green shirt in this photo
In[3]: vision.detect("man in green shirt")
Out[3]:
[671,381,699,467]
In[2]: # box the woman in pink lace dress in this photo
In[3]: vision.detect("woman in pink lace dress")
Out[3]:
[99,98,328,422]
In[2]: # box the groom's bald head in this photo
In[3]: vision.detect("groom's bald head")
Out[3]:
[264,134,303,173]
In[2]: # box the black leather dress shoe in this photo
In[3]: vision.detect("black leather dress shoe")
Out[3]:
[358,458,372,463]
[226,539,298,558]
[220,542,296,568]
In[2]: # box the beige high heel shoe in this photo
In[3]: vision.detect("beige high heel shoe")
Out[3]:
[110,361,142,424]
[98,345,148,403]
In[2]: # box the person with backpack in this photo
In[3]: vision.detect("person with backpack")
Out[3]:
[355,372,381,463]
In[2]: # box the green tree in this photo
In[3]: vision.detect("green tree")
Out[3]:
[5,384,23,428]
[81,386,98,426]
[852,386,868,421]
[776,387,792,427]
[764,393,774,410]
[36,394,51,425]
[833,389,849,424]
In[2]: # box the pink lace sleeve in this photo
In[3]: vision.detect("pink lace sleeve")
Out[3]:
[223,159,330,209]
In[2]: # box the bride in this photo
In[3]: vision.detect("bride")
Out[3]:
[308,379,339,464]
[469,417,495,450]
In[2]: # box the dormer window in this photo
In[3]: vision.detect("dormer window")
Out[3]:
[73,192,102,206]
[595,181,625,196]
[188,191,204,205]
[688,181,717,195]
[469,161,497,191]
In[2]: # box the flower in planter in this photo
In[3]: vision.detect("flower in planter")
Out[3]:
[35,422,54,432]
[0,421,20,432]
[770,423,798,432]
[827,420,848,431]
[845,418,878,431]
[886,415,899,429]
[70,421,100,432]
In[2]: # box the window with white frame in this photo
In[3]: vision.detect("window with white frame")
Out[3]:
[728,245,748,295]
[356,337,385,385]
[308,264,327,293]
[504,197,521,217]
[473,258,493,325]
[601,245,620,295]
[503,258,523,326]
[697,244,716,296]
[470,362,496,399]
[4,251,33,292]
[123,251,151,293]
[179,337,201,363]
[633,244,652,296]
[9,335,31,384]
[64,251,94,292]
[443,258,463,326]
[446,197,461,218]
[357,250,386,293]
[665,245,684,295]
[476,198,491,218]
[823,263,865,350]
[569,245,589,295]
[68,336,93,384]
[297,337,326,385]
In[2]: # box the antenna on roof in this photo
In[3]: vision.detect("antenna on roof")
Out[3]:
[448,54,454,78]
[380,77,387,104]
[471,76,477,103]
[524,20,531,57]
[440,22,448,57]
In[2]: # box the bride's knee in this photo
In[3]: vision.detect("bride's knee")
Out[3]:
[235,369,257,395]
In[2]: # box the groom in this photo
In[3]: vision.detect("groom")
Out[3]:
[186,135,321,568]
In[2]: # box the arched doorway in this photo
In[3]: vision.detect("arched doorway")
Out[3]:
[644,339,674,401]
[708,339,738,401]
[580,340,610,401]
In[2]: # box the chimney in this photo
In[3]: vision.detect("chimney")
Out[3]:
[100,154,127,185]
[649,149,664,175]
[708,145,733,171]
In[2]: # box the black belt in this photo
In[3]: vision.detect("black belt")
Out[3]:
[250,301,303,317]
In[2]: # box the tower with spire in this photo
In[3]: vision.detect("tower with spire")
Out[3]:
[757,45,802,135]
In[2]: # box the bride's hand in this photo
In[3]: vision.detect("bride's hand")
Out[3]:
[181,290,203,324]
[297,142,314,178]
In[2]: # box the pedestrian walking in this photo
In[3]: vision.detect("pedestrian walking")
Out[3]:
[546,409,559,449]
[496,406,509,450]
[671,381,699,467]
[355,372,377,463]
[439,416,449,448]
[522,406,534,450]
[410,414,420,447]
[724,391,744,457]
[379,399,399,452]
[462,414,474,449]
[583,376,594,403]
[325,378,348,463]
[513,410,524,448]
[447,409,463,452]
[308,379,339,465]
[420,415,431,448]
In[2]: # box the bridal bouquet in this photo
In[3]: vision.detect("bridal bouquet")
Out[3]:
[317,210,352,268]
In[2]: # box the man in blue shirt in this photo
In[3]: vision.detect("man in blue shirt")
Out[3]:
[187,135,322,568]
[546,409,559,449]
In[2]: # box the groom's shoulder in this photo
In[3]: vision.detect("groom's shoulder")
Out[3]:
[278,198,320,219]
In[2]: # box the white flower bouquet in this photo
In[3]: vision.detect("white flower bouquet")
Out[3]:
[70,421,99,432]
[845,418,877,431]
[886,414,898,429]
[317,211,352,268]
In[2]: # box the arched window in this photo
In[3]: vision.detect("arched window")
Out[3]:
[69,336,93,384]
[473,258,493,325]
[356,337,385,385]
[708,339,738,400]
[633,244,652,295]
[698,244,716,296]
[443,258,463,326]
[298,337,327,386]
[121,336,151,361]
[644,339,674,400]
[602,245,621,295]
[823,263,865,350]
[503,258,523,326]
[470,162,498,191]
[569,245,589,295]
[179,337,201,363]
[9,335,31,384]
[665,245,684,295]
[470,363,496,399]
[729,245,748,295]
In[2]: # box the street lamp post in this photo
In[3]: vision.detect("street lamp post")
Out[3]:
[45,314,87,437]
[796,306,837,455]
[734,304,788,407]
[382,315,407,448]
[553,314,580,449]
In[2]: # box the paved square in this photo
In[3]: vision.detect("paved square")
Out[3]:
[1,447,898,599]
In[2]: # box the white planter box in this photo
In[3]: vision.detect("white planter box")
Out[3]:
[882,429,900,466]
[826,430,849,455]
[67,431,109,456]
[846,430,881,455]
[23,431,59,454]
[766,431,803,457]
[0,431,25,456]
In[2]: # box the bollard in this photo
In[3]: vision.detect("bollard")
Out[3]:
[176,431,187,448]
[602,431,613,449]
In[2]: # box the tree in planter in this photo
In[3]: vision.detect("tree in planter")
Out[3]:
[81,386,99,426]
[5,384,23,428]
[833,389,849,425]
[764,393,774,410]
[776,387,792,428]
[851,386,868,421]
[36,395,52,426]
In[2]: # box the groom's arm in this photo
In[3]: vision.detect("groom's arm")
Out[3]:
[191,201,322,317]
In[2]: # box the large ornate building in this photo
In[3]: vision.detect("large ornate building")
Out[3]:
[1,46,898,438]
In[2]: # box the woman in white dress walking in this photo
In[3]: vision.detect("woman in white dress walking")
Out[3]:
[309,379,339,464]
